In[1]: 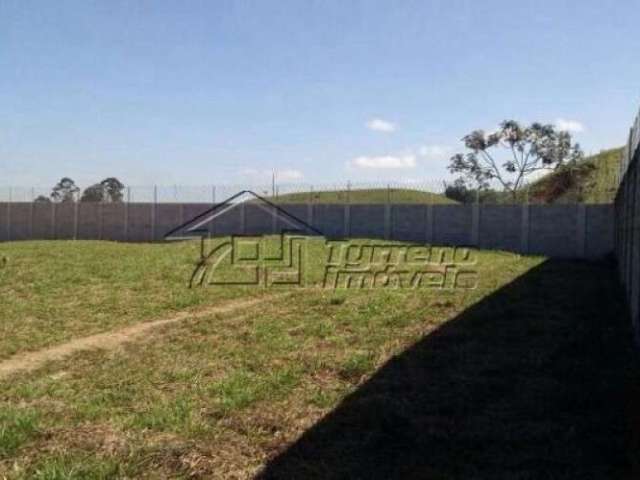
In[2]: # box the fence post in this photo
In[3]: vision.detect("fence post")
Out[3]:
[343,181,351,237]
[51,201,57,240]
[384,184,391,240]
[520,199,530,255]
[29,188,34,240]
[271,206,278,234]
[151,185,157,242]
[307,185,314,227]
[576,203,587,258]
[425,204,433,244]
[470,189,480,246]
[6,187,11,241]
[73,192,79,240]
[98,199,103,240]
[271,192,278,234]
[124,187,130,241]
[210,185,216,237]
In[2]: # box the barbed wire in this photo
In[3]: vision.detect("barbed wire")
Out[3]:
[0,179,618,205]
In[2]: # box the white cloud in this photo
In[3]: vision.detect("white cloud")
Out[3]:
[554,118,585,133]
[350,154,416,169]
[348,144,451,171]
[417,145,452,160]
[366,118,396,133]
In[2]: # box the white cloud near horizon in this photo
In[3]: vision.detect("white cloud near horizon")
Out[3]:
[366,118,396,133]
[554,118,585,133]
[350,154,416,169]
[348,144,452,171]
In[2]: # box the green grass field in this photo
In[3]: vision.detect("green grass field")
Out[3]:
[0,239,637,478]
[0,241,268,359]
[266,187,456,204]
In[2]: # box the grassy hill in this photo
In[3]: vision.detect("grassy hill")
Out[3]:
[267,188,457,204]
[260,148,622,206]
[528,147,622,204]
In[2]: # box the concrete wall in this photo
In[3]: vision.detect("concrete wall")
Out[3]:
[615,143,640,342]
[0,201,614,259]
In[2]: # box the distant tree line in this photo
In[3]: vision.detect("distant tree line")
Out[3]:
[34,177,125,203]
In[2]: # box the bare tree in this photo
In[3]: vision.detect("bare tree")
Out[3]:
[449,121,583,200]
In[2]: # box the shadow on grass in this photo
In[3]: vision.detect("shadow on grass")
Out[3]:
[257,259,639,479]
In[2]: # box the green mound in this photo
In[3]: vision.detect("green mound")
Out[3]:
[528,147,622,204]
[267,188,457,204]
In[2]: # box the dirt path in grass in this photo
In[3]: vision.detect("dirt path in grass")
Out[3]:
[0,295,281,380]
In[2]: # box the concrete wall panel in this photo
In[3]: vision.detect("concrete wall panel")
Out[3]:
[349,205,385,239]
[127,204,152,242]
[433,205,473,246]
[478,205,522,252]
[393,205,427,243]
[7,203,31,241]
[32,204,53,239]
[528,205,577,258]
[54,203,76,240]
[77,203,101,240]
[586,205,614,258]
[313,205,345,238]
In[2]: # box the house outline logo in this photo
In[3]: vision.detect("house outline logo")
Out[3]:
[164,191,478,290]
[164,190,323,288]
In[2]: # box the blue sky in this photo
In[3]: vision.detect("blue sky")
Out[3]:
[1,0,640,189]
